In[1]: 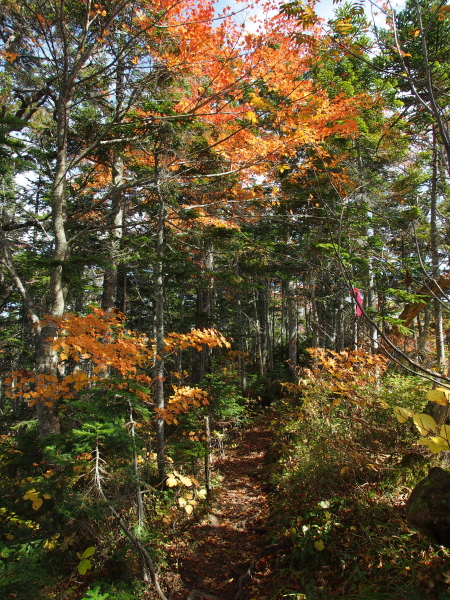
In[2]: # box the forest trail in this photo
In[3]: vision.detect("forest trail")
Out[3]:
[168,413,276,600]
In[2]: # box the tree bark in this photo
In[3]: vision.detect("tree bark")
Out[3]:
[287,279,297,374]
[102,60,125,312]
[154,168,166,484]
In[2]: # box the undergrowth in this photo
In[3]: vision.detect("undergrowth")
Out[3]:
[265,365,450,600]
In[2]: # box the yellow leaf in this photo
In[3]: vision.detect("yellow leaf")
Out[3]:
[427,388,450,406]
[197,489,207,499]
[393,406,413,423]
[23,489,39,501]
[430,436,450,450]
[314,540,325,551]
[59,352,69,361]
[42,493,52,500]
[417,437,446,453]
[32,497,43,510]
[178,497,187,507]
[5,534,14,540]
[413,29,420,36]
[185,504,194,515]
[166,476,178,487]
[340,466,349,474]
[440,424,450,444]
[400,50,412,57]
[413,413,437,436]
[244,111,258,124]
[179,475,192,487]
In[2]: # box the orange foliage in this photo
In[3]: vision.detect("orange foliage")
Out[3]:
[127,0,362,184]
[164,328,231,353]
[3,310,230,422]
[285,348,389,407]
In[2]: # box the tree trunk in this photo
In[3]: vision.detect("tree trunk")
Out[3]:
[102,60,125,312]
[36,94,72,439]
[191,242,214,384]
[430,128,447,373]
[287,279,297,374]
[235,268,246,393]
[154,171,166,484]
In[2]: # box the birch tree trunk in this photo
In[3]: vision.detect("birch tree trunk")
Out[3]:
[430,129,446,373]
[154,167,166,484]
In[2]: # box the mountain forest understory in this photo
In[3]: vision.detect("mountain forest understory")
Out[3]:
[2,0,450,597]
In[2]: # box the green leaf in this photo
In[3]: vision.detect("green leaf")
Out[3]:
[81,546,96,558]
[314,540,325,551]
[78,558,92,575]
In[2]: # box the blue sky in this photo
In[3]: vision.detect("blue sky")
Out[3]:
[213,0,405,30]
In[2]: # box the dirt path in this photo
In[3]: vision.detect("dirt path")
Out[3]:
[168,415,276,600]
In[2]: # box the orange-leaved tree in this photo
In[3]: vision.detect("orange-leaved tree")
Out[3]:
[5,309,230,468]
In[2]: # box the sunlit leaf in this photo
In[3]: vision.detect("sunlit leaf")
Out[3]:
[440,424,450,445]
[81,547,96,558]
[393,406,413,423]
[166,476,178,487]
[23,489,39,501]
[417,437,446,453]
[426,388,449,406]
[185,504,194,515]
[430,436,449,451]
[413,413,437,436]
